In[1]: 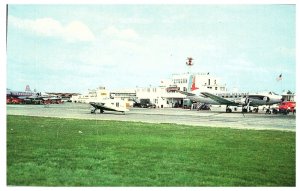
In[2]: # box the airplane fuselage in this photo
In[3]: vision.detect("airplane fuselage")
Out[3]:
[90,98,129,114]
[179,74,283,112]
[7,90,35,98]
[188,92,283,107]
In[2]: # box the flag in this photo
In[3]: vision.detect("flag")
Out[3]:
[276,73,283,81]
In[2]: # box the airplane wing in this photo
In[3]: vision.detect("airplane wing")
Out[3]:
[17,96,28,99]
[90,102,128,112]
[176,90,196,96]
[201,92,238,105]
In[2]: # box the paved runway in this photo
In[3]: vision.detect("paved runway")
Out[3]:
[7,103,296,131]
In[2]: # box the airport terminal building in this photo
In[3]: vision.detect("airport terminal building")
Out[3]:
[71,72,227,108]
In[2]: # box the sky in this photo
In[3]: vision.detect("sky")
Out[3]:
[6,4,296,94]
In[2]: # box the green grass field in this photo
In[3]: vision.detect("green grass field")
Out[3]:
[7,115,295,186]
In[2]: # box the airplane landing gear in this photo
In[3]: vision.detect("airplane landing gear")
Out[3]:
[91,109,104,114]
[91,109,96,114]
[265,106,271,114]
[265,109,271,114]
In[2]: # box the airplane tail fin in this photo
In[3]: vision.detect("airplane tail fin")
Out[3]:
[187,75,199,92]
[25,85,31,92]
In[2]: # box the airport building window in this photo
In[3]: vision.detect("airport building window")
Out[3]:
[173,78,188,84]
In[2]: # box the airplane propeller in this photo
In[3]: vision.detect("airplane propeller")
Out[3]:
[241,96,251,117]
[240,97,250,106]
[263,96,270,102]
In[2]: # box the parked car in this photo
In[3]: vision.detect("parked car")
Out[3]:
[133,99,156,108]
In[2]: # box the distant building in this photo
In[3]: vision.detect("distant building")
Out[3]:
[281,90,296,101]
[170,72,227,92]
[110,89,136,101]
[71,87,110,103]
[135,72,227,108]
[135,86,179,108]
[71,72,228,108]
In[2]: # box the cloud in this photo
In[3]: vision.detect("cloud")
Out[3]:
[63,21,95,42]
[9,16,95,42]
[101,26,142,53]
[102,26,139,40]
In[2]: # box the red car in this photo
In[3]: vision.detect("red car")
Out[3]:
[273,101,296,114]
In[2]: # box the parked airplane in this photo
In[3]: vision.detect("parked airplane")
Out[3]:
[178,75,284,112]
[6,85,36,99]
[26,94,63,104]
[90,98,129,114]
[7,86,62,104]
